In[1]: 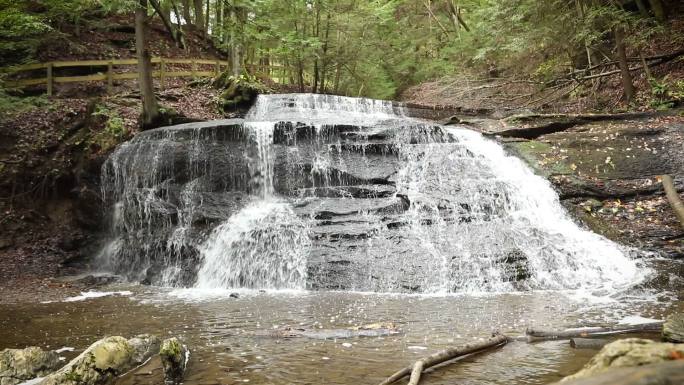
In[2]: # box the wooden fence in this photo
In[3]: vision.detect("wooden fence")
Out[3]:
[3,57,231,95]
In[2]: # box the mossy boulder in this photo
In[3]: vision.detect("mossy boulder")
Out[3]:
[39,335,160,385]
[213,73,271,111]
[663,313,684,343]
[159,338,188,385]
[561,338,684,382]
[0,347,61,385]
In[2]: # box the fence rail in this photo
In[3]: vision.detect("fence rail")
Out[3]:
[3,57,231,95]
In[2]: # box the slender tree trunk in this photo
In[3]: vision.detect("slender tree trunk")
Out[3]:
[319,11,331,93]
[312,1,321,93]
[230,6,241,76]
[648,0,667,24]
[635,0,650,18]
[215,0,222,41]
[193,0,205,34]
[614,26,635,104]
[205,0,210,35]
[181,0,193,26]
[149,0,184,48]
[135,0,161,129]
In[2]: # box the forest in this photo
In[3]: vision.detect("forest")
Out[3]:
[1,0,683,106]
[1,2,684,385]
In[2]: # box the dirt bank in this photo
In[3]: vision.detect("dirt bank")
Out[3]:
[460,111,684,258]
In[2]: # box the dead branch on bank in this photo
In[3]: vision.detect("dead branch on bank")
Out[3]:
[525,322,663,342]
[378,334,508,385]
[549,49,684,85]
[662,175,684,230]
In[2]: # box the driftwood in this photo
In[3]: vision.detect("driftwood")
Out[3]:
[525,322,663,341]
[662,175,684,230]
[378,334,508,385]
[552,360,684,385]
[569,338,609,349]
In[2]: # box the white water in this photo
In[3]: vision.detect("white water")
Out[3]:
[195,200,310,290]
[193,94,646,293]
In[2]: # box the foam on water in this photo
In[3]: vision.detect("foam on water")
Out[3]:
[195,199,310,290]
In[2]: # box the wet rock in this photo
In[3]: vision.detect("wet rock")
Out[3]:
[0,347,61,385]
[561,338,684,382]
[554,360,684,385]
[159,338,188,385]
[39,335,160,385]
[72,275,120,287]
[229,292,239,298]
[662,313,684,342]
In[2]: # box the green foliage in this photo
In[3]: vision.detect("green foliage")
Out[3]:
[649,76,684,110]
[0,0,52,64]
[0,83,50,116]
[91,104,128,151]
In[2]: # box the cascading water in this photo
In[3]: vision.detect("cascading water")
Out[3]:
[99,93,646,293]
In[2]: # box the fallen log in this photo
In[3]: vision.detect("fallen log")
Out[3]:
[662,175,684,230]
[569,338,608,349]
[378,334,508,385]
[525,322,663,341]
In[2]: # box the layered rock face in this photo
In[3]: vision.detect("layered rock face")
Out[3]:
[98,94,642,293]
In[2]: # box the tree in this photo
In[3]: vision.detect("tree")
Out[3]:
[135,0,161,128]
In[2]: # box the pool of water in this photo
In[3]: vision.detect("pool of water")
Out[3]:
[2,267,682,385]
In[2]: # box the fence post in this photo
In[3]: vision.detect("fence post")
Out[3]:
[191,59,197,79]
[46,63,53,96]
[215,60,220,76]
[107,61,113,94]
[160,58,166,91]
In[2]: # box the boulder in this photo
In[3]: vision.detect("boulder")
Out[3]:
[0,347,61,385]
[159,338,189,385]
[553,360,684,385]
[39,335,160,385]
[561,338,684,382]
[662,313,684,343]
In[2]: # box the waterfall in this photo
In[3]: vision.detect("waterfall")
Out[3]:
[99,94,646,293]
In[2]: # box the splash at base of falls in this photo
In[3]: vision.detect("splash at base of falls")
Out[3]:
[195,199,310,290]
[99,94,648,294]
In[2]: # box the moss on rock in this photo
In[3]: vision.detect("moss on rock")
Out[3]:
[663,313,684,343]
[159,338,188,385]
[561,338,684,382]
[0,347,61,385]
[39,335,160,385]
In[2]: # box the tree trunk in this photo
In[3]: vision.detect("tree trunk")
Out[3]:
[215,0,223,41]
[149,0,184,48]
[135,0,161,129]
[181,0,193,26]
[193,0,205,34]
[312,1,321,93]
[635,0,650,18]
[648,0,667,24]
[319,11,331,93]
[230,6,240,76]
[204,0,210,35]
[614,26,635,104]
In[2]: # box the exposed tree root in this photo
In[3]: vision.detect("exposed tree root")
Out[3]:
[378,334,508,385]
